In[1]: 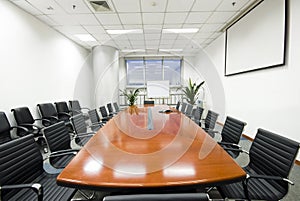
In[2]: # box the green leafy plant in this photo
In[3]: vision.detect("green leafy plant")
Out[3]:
[120,88,140,106]
[182,78,205,105]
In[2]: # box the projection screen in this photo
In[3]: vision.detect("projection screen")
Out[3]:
[225,0,286,76]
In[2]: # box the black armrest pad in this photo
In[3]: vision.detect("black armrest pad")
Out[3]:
[248,174,294,185]
[58,112,71,117]
[223,147,249,155]
[1,183,43,201]
[218,142,241,148]
[20,123,42,130]
[10,126,29,133]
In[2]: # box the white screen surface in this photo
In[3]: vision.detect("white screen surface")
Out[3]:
[147,81,169,98]
[225,0,286,76]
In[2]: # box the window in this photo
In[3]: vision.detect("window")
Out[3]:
[126,58,181,86]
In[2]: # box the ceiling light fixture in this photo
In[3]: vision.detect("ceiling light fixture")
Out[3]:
[121,49,146,53]
[74,34,96,42]
[162,28,199,34]
[106,29,143,35]
[159,49,183,52]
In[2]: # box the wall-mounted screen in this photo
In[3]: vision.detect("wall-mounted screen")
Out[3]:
[225,0,286,76]
[147,81,169,98]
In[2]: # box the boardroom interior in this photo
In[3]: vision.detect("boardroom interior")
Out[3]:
[0,0,300,200]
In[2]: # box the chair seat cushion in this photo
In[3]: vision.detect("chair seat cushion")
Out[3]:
[50,154,75,168]
[6,172,76,201]
[218,167,287,200]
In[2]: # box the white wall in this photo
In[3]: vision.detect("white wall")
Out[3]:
[205,0,300,159]
[0,0,93,122]
[92,46,119,108]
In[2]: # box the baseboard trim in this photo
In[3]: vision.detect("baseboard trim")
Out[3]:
[242,134,300,166]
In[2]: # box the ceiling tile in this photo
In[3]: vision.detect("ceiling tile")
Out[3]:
[84,25,106,34]
[112,0,141,12]
[95,13,121,25]
[47,14,80,25]
[185,12,212,24]
[119,13,142,24]
[142,13,164,24]
[53,25,88,34]
[193,32,214,39]
[127,34,145,40]
[145,34,161,40]
[163,24,182,29]
[182,23,203,28]
[164,12,188,24]
[166,0,195,12]
[73,14,100,25]
[12,0,43,15]
[54,0,91,14]
[207,11,236,23]
[161,33,178,40]
[200,23,223,32]
[216,0,250,11]
[143,24,163,30]
[92,33,111,42]
[36,15,59,26]
[191,0,222,11]
[103,25,124,29]
[26,0,65,14]
[141,0,167,12]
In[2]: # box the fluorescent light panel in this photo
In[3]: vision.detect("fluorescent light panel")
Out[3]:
[121,49,146,53]
[74,34,96,42]
[159,49,183,52]
[162,28,199,33]
[107,29,143,35]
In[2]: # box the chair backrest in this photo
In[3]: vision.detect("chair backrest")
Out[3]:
[99,106,109,118]
[43,121,71,152]
[181,102,187,113]
[11,107,35,125]
[204,110,219,130]
[70,113,87,134]
[176,101,180,110]
[249,128,299,192]
[193,107,204,125]
[185,104,193,116]
[144,100,154,105]
[69,100,81,114]
[103,193,210,201]
[37,103,57,118]
[0,112,12,144]
[221,116,246,144]
[88,109,101,124]
[107,103,114,113]
[113,102,120,112]
[0,135,43,200]
[55,101,70,114]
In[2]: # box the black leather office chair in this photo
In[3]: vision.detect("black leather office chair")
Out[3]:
[193,107,204,126]
[113,102,120,112]
[88,109,105,131]
[218,128,299,201]
[54,101,72,119]
[202,110,219,137]
[175,101,181,110]
[217,116,247,158]
[103,193,210,201]
[0,135,76,201]
[99,106,112,122]
[144,100,155,105]
[11,107,49,152]
[0,111,29,144]
[43,122,79,168]
[185,103,193,118]
[69,100,90,120]
[180,102,187,113]
[107,103,118,116]
[70,114,95,146]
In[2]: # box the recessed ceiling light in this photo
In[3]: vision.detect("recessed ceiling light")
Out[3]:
[159,49,183,52]
[162,28,199,34]
[74,34,96,42]
[121,49,146,53]
[106,29,143,35]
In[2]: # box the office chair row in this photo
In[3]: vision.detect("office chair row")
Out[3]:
[176,101,300,201]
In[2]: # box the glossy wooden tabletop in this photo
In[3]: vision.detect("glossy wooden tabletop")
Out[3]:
[57,105,246,190]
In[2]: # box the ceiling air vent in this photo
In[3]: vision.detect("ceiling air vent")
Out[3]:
[88,0,112,12]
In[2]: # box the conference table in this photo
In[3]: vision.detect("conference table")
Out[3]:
[57,105,246,192]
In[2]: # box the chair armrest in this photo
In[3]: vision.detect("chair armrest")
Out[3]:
[247,174,294,185]
[81,107,90,111]
[47,149,79,159]
[222,147,249,155]
[58,112,71,117]
[10,126,29,133]
[75,133,95,138]
[20,123,42,130]
[48,116,59,121]
[1,183,43,201]
[218,141,241,148]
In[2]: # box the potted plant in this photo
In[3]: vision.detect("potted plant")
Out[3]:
[182,78,205,105]
[120,88,140,114]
